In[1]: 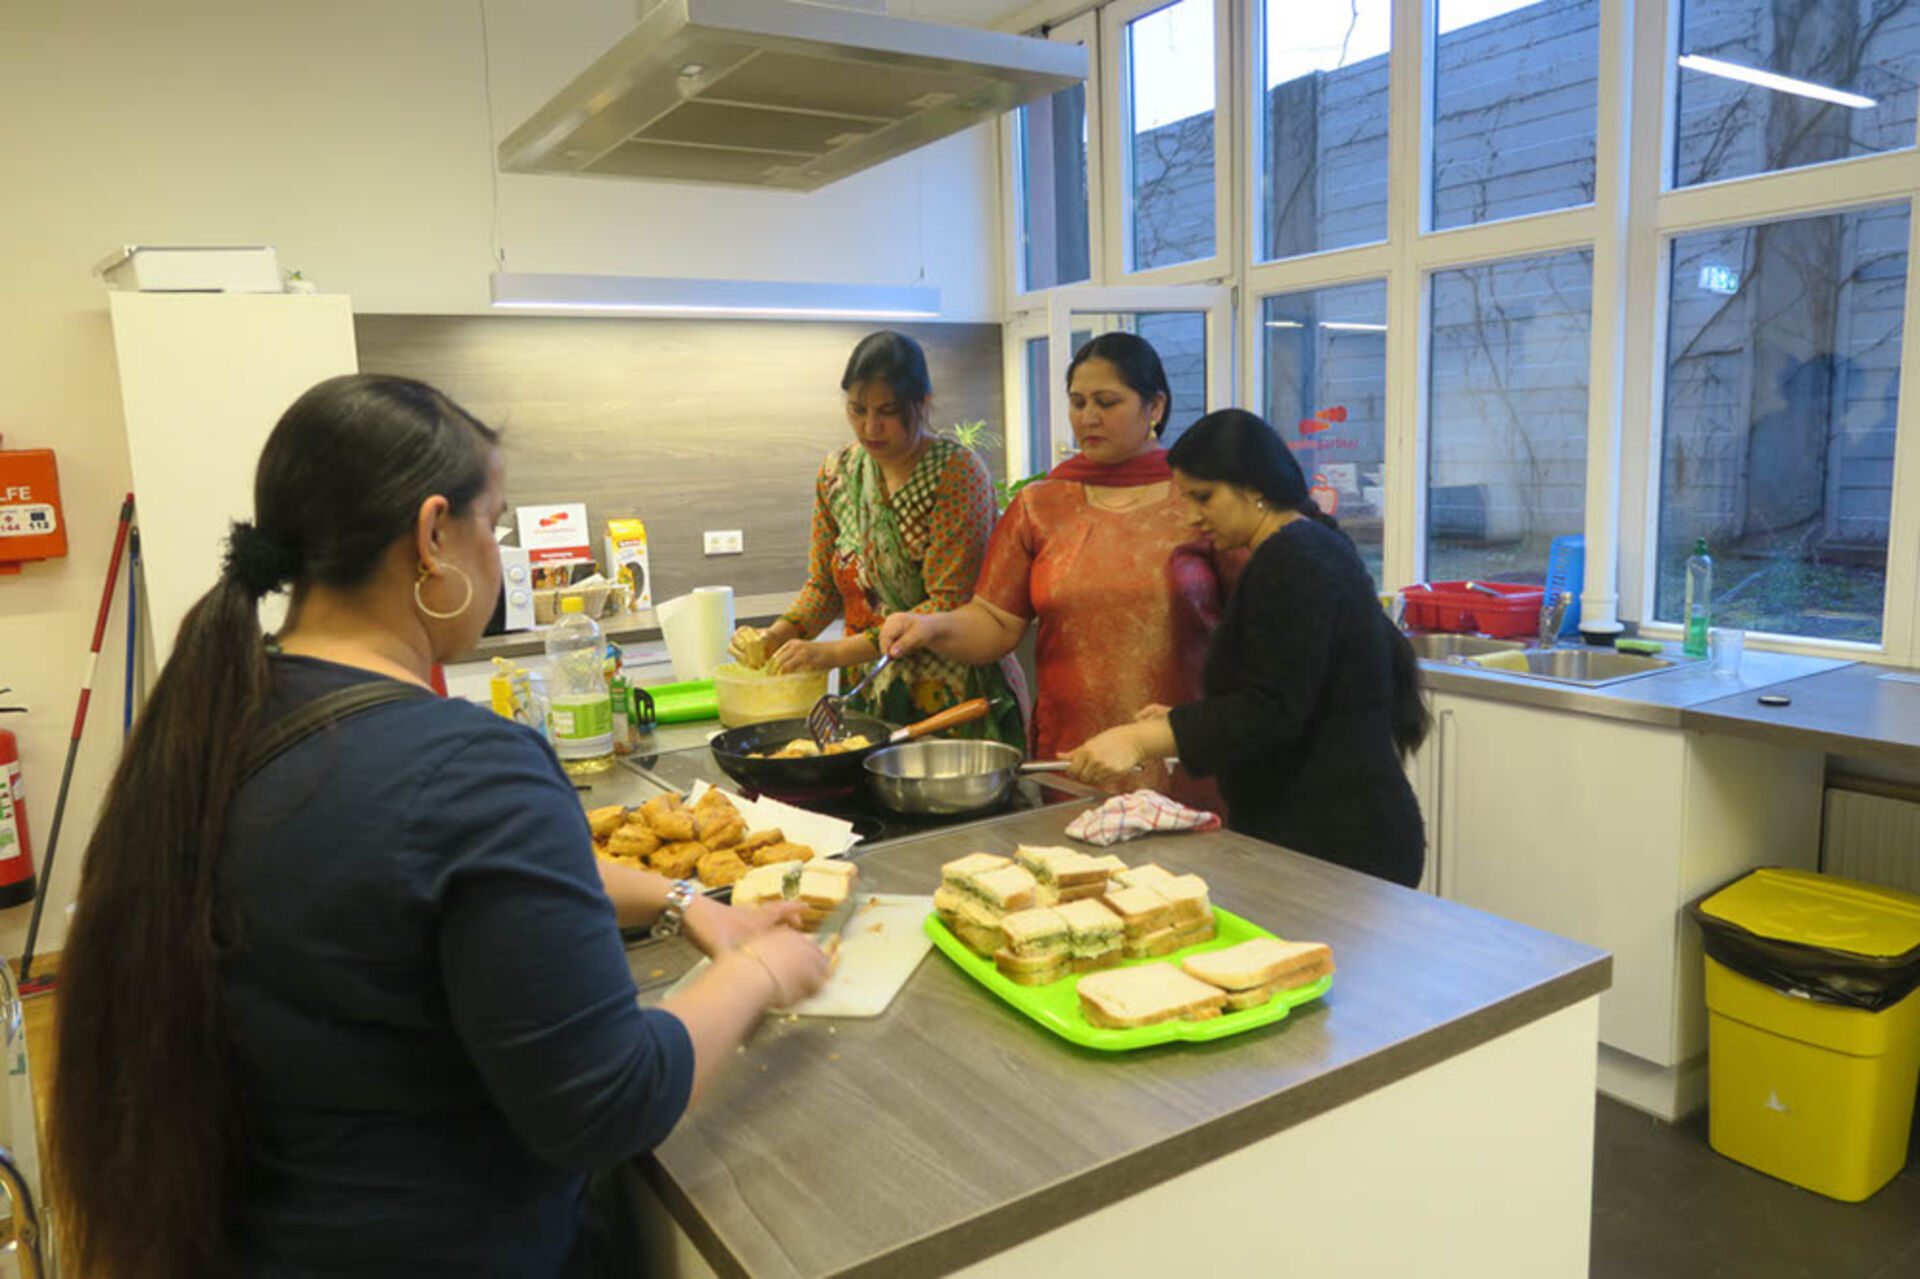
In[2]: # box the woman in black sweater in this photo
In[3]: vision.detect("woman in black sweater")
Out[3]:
[1065,409,1430,887]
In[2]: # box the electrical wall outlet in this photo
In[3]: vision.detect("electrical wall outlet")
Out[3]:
[703,529,744,556]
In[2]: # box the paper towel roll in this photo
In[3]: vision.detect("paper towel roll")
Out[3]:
[658,586,735,681]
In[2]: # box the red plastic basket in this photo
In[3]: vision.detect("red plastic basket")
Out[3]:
[1402,581,1544,637]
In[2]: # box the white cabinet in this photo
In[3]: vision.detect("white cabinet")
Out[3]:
[1407,688,1822,1100]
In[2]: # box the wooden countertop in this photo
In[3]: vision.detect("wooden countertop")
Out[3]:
[1682,662,1920,769]
[626,805,1611,1279]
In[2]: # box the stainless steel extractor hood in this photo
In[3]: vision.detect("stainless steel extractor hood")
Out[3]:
[498,0,1086,192]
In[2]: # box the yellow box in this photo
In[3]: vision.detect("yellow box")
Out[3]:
[1701,866,1920,1203]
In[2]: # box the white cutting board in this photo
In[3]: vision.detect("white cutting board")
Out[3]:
[660,894,934,1019]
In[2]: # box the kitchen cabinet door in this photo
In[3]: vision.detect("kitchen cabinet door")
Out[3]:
[1431,694,1688,1064]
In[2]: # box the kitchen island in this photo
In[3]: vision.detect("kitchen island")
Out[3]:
[618,802,1611,1278]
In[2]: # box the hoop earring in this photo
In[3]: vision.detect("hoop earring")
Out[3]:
[415,561,473,621]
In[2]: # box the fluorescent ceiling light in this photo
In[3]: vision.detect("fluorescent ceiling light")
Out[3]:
[1677,54,1876,110]
[489,272,941,319]
[1263,320,1386,332]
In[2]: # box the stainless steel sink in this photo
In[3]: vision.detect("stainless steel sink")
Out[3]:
[1402,633,1531,660]
[1514,648,1674,684]
[1409,633,1691,687]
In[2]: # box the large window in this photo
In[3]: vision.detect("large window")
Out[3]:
[1125,0,1217,269]
[1262,283,1389,582]
[1016,74,1092,291]
[1257,0,1390,258]
[1656,205,1909,642]
[1427,251,1595,584]
[1431,0,1599,230]
[1674,0,1920,188]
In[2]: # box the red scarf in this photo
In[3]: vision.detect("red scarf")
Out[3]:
[1047,447,1172,487]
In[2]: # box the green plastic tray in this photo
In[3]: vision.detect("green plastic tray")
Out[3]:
[641,679,717,724]
[924,906,1331,1051]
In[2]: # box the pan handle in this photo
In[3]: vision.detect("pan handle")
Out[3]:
[893,698,990,742]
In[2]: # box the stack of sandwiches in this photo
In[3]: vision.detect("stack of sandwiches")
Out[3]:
[1077,937,1335,1028]
[732,857,858,932]
[933,848,1221,987]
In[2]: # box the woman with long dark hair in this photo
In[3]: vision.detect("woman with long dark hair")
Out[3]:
[1065,409,1431,887]
[49,373,828,1279]
[878,332,1233,794]
[730,330,1025,744]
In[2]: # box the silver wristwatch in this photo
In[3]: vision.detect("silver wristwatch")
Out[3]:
[655,878,699,937]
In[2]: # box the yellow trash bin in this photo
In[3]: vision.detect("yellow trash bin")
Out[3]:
[1693,868,1920,1202]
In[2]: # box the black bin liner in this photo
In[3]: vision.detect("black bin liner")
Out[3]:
[1688,889,1920,1014]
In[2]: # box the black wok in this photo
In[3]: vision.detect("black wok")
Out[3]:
[708,699,991,804]
[708,712,895,802]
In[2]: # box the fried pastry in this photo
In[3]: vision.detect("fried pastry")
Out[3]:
[695,847,749,889]
[639,793,689,825]
[650,841,706,880]
[607,824,662,860]
[694,809,744,849]
[736,828,784,857]
[751,840,815,867]
[692,788,738,819]
[644,806,697,842]
[586,805,628,839]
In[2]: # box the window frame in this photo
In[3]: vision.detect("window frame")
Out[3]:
[1001,11,1104,306]
[1099,0,1236,285]
[996,0,1920,663]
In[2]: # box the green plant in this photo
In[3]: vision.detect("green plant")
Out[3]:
[945,420,1040,512]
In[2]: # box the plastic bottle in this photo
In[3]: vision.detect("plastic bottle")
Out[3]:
[545,597,614,775]
[1683,537,1713,659]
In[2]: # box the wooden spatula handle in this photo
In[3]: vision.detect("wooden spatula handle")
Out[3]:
[897,698,989,741]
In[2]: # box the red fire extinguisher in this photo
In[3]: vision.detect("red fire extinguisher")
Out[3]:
[0,701,36,910]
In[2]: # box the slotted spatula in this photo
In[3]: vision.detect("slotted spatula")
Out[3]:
[807,653,892,747]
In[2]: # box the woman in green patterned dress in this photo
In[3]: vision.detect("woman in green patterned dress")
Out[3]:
[728,332,1026,745]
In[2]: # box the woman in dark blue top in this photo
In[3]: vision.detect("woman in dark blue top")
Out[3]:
[50,374,829,1279]
[1065,409,1430,887]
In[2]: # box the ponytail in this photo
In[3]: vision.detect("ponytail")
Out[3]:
[50,569,268,1279]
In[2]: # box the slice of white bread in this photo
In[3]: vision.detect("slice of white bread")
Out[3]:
[1077,964,1228,1029]
[1173,921,1217,949]
[935,882,1003,923]
[732,860,802,907]
[972,865,1038,912]
[1112,862,1178,891]
[1155,874,1211,926]
[942,852,1012,892]
[994,947,1069,986]
[1102,885,1172,936]
[1090,854,1129,877]
[797,862,856,909]
[1055,899,1123,956]
[1016,844,1109,889]
[1000,907,1069,959]
[1181,939,1334,993]
[951,920,1003,957]
[1223,981,1281,1011]
[1123,927,1180,959]
[1055,881,1109,903]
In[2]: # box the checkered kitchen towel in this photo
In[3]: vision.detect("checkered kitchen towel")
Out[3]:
[1064,789,1222,847]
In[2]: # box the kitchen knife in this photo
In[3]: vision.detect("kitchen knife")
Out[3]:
[813,890,865,960]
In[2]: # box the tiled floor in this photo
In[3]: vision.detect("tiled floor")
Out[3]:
[1593,1096,1920,1278]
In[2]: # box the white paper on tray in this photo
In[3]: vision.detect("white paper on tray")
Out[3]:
[686,779,860,857]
